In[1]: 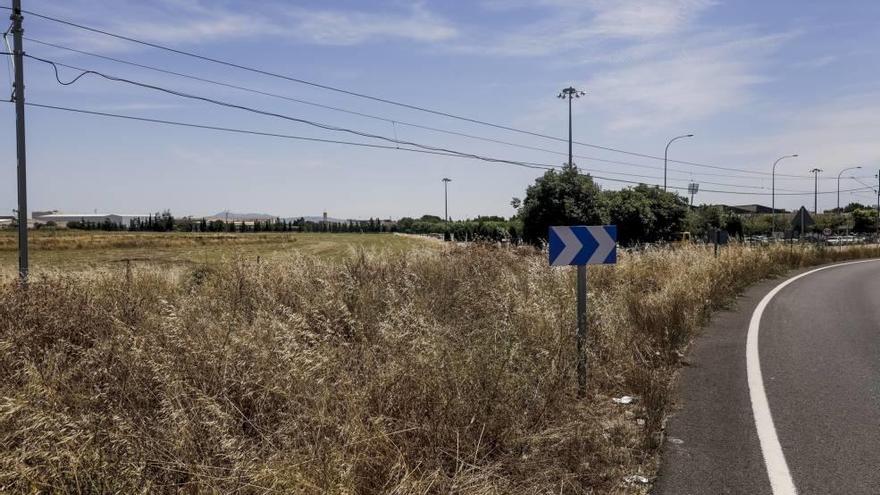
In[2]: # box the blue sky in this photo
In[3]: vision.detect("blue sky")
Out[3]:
[2,0,879,219]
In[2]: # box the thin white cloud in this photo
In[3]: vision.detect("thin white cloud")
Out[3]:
[739,92,880,170]
[31,0,458,50]
[790,55,836,70]
[588,0,716,39]
[281,5,457,45]
[585,32,790,131]
[465,0,714,56]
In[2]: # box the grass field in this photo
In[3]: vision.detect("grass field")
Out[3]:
[0,231,437,273]
[2,237,879,493]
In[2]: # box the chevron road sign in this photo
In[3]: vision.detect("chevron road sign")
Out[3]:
[548,225,617,266]
[548,225,618,397]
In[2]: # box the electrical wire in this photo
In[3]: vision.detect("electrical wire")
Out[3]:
[24,37,806,183]
[30,55,863,196]
[9,99,872,198]
[27,53,559,167]
[11,6,820,178]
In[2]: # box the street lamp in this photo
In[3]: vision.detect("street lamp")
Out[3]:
[557,86,587,397]
[664,134,694,191]
[771,154,798,235]
[558,87,585,167]
[837,166,862,212]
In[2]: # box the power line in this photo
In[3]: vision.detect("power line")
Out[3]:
[12,6,818,178]
[11,99,871,198]
[28,39,822,186]
[28,53,563,167]
[34,54,864,198]
[18,101,550,171]
[22,37,755,182]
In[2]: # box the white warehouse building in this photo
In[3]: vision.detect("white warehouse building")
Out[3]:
[33,211,151,228]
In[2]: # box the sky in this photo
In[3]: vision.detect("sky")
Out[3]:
[1,0,879,220]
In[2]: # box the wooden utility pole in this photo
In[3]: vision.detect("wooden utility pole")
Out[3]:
[11,0,29,281]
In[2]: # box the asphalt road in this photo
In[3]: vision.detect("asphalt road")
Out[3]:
[653,259,880,495]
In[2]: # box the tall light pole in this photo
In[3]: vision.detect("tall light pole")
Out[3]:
[558,86,588,397]
[558,87,585,167]
[771,154,798,235]
[442,178,451,222]
[837,166,862,212]
[664,134,693,191]
[810,168,823,214]
[875,172,879,240]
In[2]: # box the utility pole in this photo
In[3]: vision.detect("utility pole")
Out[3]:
[876,172,879,240]
[663,134,694,191]
[558,86,589,396]
[11,0,28,281]
[810,168,822,214]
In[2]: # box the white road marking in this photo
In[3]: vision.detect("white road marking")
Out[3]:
[747,259,880,495]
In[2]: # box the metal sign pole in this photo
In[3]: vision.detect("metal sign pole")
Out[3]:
[548,225,617,398]
[576,264,588,397]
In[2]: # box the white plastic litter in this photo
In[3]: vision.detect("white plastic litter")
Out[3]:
[669,437,684,444]
[636,418,646,426]
[612,395,635,404]
[624,474,650,484]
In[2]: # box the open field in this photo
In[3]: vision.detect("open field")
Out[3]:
[2,242,879,494]
[0,231,437,272]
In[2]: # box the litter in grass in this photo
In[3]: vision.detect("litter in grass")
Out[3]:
[624,474,650,484]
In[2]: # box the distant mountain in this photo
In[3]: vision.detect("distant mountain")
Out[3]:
[209,212,349,223]
[209,212,275,221]
[295,216,346,223]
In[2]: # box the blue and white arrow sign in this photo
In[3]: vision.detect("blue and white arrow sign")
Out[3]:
[548,225,617,266]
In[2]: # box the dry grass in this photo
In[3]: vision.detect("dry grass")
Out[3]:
[1,243,878,494]
[0,232,434,271]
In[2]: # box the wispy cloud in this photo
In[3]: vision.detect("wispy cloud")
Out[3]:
[279,4,457,46]
[464,0,714,56]
[738,91,880,170]
[790,55,836,70]
[31,0,458,50]
[584,31,792,131]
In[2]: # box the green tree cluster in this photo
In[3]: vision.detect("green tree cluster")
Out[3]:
[516,164,689,246]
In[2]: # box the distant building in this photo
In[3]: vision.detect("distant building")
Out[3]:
[33,211,151,228]
[725,204,785,215]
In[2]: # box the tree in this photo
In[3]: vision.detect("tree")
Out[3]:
[605,185,688,245]
[844,202,868,213]
[852,208,877,233]
[519,164,607,246]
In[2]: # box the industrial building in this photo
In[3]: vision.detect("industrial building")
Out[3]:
[32,210,151,228]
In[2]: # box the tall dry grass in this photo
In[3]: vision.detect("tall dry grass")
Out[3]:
[1,243,878,494]
[0,232,297,251]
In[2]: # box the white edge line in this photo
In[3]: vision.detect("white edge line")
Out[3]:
[747,258,880,495]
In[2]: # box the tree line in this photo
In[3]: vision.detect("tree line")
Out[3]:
[55,166,879,245]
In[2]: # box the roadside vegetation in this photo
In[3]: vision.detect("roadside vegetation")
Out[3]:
[0,231,434,271]
[3,242,879,494]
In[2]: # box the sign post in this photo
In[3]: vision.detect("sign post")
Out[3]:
[549,225,617,397]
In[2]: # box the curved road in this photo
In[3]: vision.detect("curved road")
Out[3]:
[654,259,880,494]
